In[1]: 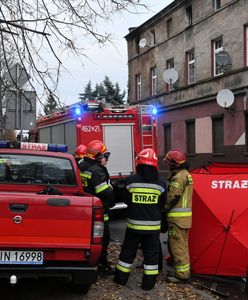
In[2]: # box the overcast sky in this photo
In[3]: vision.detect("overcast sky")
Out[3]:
[57,1,174,106]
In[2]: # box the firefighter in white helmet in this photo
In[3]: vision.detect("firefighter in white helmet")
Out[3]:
[164,149,193,284]
[113,148,167,290]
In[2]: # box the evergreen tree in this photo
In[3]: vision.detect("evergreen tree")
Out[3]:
[43,93,58,115]
[79,77,125,105]
[79,81,94,102]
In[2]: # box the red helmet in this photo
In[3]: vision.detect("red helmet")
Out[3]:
[75,144,87,158]
[86,140,108,160]
[165,150,186,167]
[136,148,158,168]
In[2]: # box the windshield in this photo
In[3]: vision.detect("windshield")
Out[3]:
[0,154,76,186]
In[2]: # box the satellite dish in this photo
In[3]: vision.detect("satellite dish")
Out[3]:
[216,51,231,67]
[216,89,234,108]
[139,38,147,49]
[162,68,178,84]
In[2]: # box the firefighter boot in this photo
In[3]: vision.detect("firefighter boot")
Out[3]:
[166,276,190,284]
[98,261,115,276]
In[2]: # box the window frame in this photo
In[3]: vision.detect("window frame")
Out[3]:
[187,49,195,84]
[167,18,172,38]
[212,114,224,154]
[213,37,224,76]
[186,119,195,154]
[213,0,221,10]
[185,5,192,27]
[150,66,158,96]
[149,30,156,47]
[245,25,248,66]
[166,58,175,91]
[135,37,140,55]
[245,112,248,152]
[136,74,142,101]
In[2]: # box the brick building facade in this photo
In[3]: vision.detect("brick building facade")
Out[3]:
[125,0,248,171]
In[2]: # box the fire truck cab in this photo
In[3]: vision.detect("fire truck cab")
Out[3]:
[36,101,158,210]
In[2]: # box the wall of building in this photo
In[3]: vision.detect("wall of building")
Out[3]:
[127,0,248,102]
[125,0,248,171]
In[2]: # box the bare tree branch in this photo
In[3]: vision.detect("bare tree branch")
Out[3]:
[0,0,147,103]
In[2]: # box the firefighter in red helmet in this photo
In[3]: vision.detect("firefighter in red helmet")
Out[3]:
[113,148,167,290]
[164,149,193,284]
[79,140,114,275]
[74,144,87,185]
[74,144,87,163]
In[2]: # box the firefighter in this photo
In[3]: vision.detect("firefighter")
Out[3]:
[74,144,87,165]
[164,149,193,284]
[113,148,167,291]
[74,144,87,185]
[78,140,114,275]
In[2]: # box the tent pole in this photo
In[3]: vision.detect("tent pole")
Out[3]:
[195,209,235,298]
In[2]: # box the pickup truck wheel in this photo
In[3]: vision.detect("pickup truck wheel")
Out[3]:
[71,283,91,294]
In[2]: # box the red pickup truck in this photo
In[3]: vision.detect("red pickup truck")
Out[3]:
[0,141,104,293]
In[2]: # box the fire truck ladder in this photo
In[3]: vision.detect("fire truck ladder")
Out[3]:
[139,105,155,150]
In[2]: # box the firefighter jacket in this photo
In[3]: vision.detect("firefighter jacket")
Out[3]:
[124,174,167,234]
[165,168,193,229]
[79,157,114,221]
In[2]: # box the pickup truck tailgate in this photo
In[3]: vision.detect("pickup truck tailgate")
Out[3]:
[0,193,93,249]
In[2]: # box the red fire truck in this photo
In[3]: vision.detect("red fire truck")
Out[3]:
[36,101,158,209]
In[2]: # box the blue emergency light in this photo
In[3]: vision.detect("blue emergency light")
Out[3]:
[152,107,158,115]
[47,144,68,152]
[75,106,81,116]
[0,141,10,148]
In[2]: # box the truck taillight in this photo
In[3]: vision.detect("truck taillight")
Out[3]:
[92,207,104,244]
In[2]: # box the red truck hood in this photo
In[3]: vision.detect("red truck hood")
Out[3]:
[0,192,94,249]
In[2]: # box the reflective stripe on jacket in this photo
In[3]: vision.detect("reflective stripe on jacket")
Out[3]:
[166,169,193,228]
[125,175,167,234]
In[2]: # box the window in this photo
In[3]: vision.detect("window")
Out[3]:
[135,37,140,54]
[151,66,158,96]
[186,120,195,154]
[0,154,76,185]
[213,0,221,10]
[167,19,172,38]
[185,6,192,27]
[164,123,171,154]
[166,58,175,91]
[213,37,223,76]
[212,115,224,153]
[246,113,248,151]
[187,49,195,84]
[136,74,142,101]
[245,25,248,66]
[149,30,156,46]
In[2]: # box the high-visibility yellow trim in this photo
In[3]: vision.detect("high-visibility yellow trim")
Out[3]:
[175,264,190,272]
[167,212,192,217]
[182,188,188,208]
[188,175,193,185]
[127,223,161,231]
[144,269,159,275]
[116,264,131,273]
[169,182,180,188]
[104,215,109,222]
[128,187,161,195]
[95,184,109,194]
[81,172,91,179]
